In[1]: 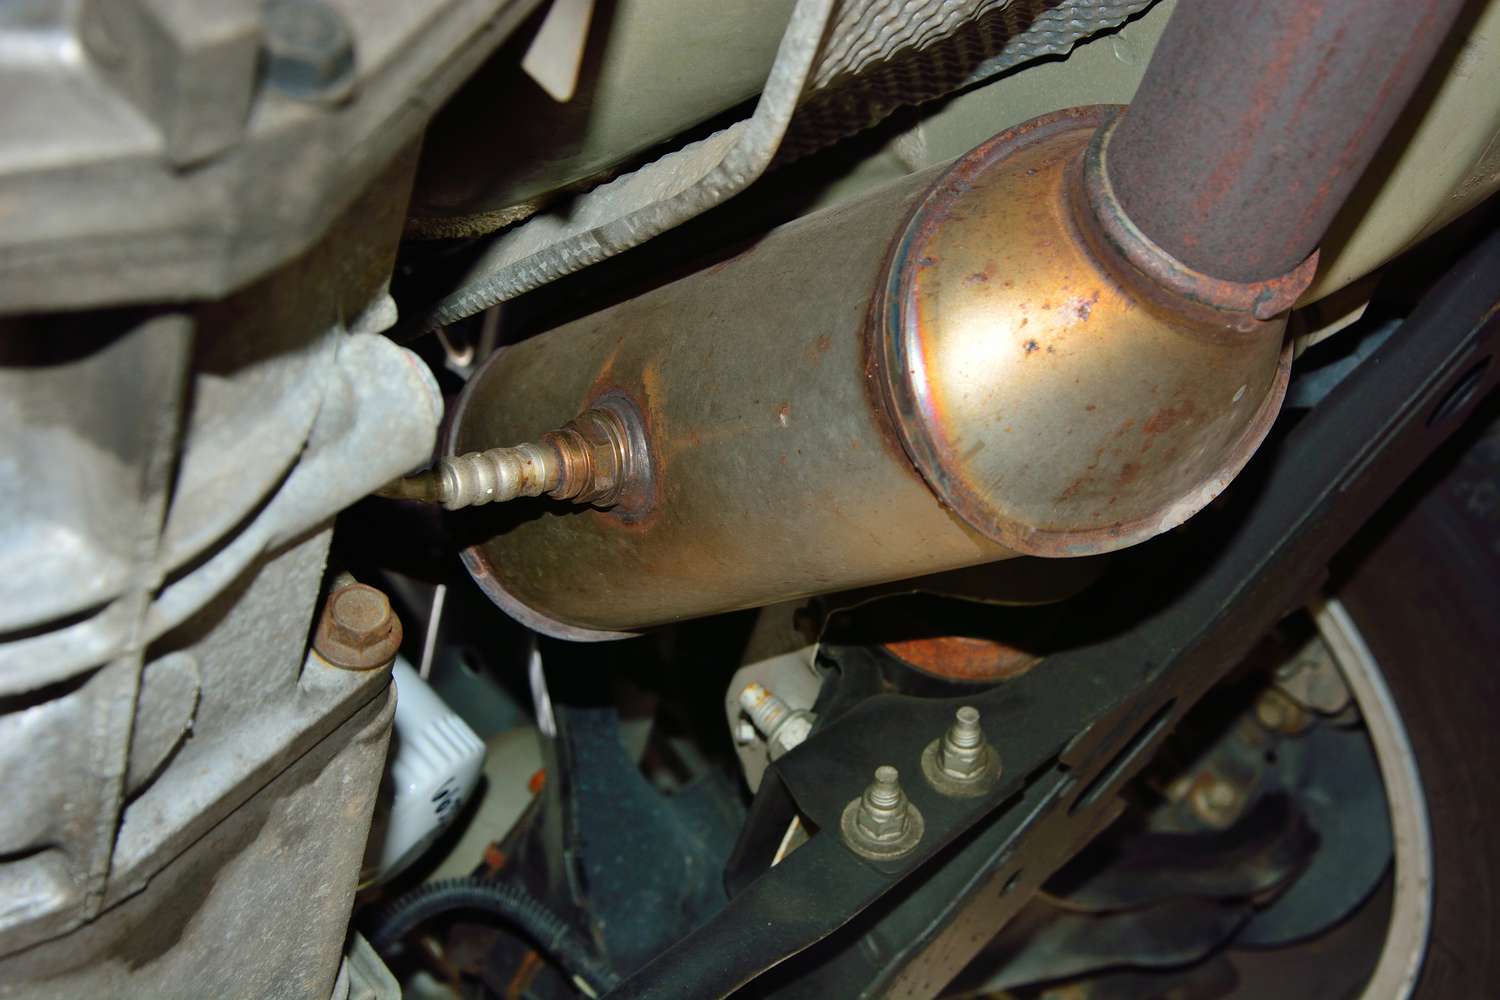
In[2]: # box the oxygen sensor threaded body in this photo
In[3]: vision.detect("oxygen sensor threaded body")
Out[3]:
[381,403,644,511]
[432,442,561,509]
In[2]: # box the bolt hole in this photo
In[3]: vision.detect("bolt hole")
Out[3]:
[1427,357,1491,427]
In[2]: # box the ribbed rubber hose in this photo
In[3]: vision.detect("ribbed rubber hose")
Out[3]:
[368,876,619,996]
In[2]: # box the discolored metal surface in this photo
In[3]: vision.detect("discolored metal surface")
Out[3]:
[1084,118,1319,321]
[452,162,1017,637]
[313,584,403,670]
[883,634,1041,683]
[455,105,1296,635]
[880,106,1291,558]
[1105,0,1468,284]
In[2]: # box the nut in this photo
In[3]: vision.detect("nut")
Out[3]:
[1274,637,1352,715]
[1187,772,1243,829]
[841,765,924,860]
[922,706,1001,797]
[263,0,356,102]
[855,767,910,842]
[313,583,401,670]
[769,713,813,757]
[1254,688,1308,734]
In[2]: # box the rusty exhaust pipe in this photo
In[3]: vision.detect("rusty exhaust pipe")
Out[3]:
[1106,0,1467,285]
[441,0,1462,639]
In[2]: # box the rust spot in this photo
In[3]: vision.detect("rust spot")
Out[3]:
[1074,290,1101,321]
[1019,317,1029,328]
[883,635,1041,682]
[1119,461,1140,484]
[963,260,998,286]
[1055,476,1087,502]
[503,948,546,999]
[1114,418,1136,437]
[1085,404,1097,412]
[1023,339,1040,354]
[579,376,663,526]
[805,334,833,364]
[919,256,939,267]
[1143,400,1198,434]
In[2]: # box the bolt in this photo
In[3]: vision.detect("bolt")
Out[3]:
[1188,773,1242,828]
[740,681,790,733]
[263,0,356,102]
[1256,691,1286,729]
[768,714,813,757]
[1255,688,1306,734]
[938,706,986,778]
[327,586,387,642]
[841,765,924,860]
[855,766,909,841]
[739,681,815,759]
[922,706,1000,796]
[313,583,402,670]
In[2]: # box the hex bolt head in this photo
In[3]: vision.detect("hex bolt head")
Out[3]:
[939,706,986,777]
[768,713,813,758]
[263,0,356,102]
[841,765,924,860]
[739,681,815,759]
[922,706,1001,797]
[1188,772,1243,828]
[856,765,908,841]
[313,583,402,670]
[1254,688,1307,734]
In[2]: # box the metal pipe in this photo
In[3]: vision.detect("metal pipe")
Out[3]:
[1107,0,1467,284]
[450,107,1292,638]
[447,0,1474,640]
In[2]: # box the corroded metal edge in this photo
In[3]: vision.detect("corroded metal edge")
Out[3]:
[1083,116,1319,322]
[878,105,1293,559]
[458,544,638,642]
